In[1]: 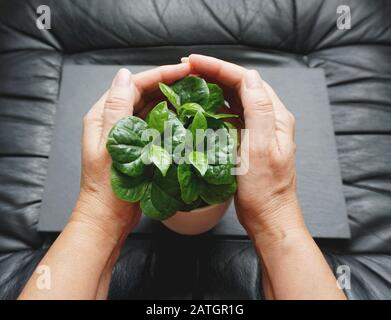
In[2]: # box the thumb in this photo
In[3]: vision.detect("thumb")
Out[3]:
[101,68,134,144]
[240,70,275,153]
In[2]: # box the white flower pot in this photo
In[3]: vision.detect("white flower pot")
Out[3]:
[162,198,232,235]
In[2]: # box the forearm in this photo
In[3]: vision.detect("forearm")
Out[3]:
[253,202,346,300]
[19,209,125,300]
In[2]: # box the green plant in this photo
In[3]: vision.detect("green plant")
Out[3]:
[107,76,238,220]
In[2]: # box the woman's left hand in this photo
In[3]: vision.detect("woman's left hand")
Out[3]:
[71,63,192,244]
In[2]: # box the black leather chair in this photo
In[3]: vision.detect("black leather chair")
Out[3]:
[1,0,390,299]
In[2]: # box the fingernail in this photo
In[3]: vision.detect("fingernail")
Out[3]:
[245,70,263,89]
[181,57,189,63]
[113,68,131,87]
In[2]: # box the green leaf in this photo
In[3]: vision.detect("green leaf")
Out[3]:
[141,184,169,220]
[177,103,205,122]
[106,116,149,177]
[141,166,183,220]
[203,164,235,185]
[171,76,209,107]
[206,116,226,130]
[188,151,208,176]
[108,76,239,220]
[159,82,180,108]
[177,103,238,123]
[148,144,171,176]
[111,166,149,202]
[163,111,187,161]
[223,121,237,130]
[146,101,169,133]
[150,166,182,218]
[205,123,235,164]
[150,183,180,219]
[177,163,199,204]
[112,157,146,178]
[204,83,224,113]
[202,123,236,185]
[190,111,207,142]
[207,113,239,119]
[199,180,237,205]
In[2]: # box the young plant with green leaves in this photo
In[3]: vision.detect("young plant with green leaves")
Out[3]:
[106,76,238,220]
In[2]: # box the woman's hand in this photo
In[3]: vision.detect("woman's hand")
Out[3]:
[72,67,142,247]
[71,64,192,245]
[73,68,140,245]
[19,63,192,300]
[185,55,304,244]
[186,55,345,299]
[234,69,305,244]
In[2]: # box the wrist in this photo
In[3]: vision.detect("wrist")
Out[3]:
[239,192,308,248]
[252,222,311,259]
[70,191,139,246]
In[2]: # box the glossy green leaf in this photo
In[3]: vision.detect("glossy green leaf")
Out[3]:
[111,166,149,202]
[203,164,235,185]
[159,82,180,108]
[140,166,183,220]
[177,103,204,122]
[207,113,239,119]
[150,166,182,218]
[188,151,208,176]
[204,83,224,113]
[163,111,187,161]
[146,101,169,133]
[106,116,149,177]
[190,111,207,142]
[177,103,238,123]
[140,184,168,220]
[206,116,226,130]
[108,76,239,219]
[205,123,235,163]
[112,157,146,178]
[171,76,209,107]
[177,163,199,204]
[202,122,236,185]
[223,121,237,130]
[148,144,171,176]
[199,180,237,205]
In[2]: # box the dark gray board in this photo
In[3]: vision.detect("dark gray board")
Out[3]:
[39,65,350,239]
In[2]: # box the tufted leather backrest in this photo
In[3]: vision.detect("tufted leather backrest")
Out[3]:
[1,0,391,54]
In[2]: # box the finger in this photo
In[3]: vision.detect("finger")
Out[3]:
[263,81,295,139]
[187,54,246,89]
[82,90,109,156]
[263,81,296,155]
[240,70,275,152]
[101,68,134,145]
[132,63,191,111]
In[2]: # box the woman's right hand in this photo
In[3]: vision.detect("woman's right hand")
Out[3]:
[186,55,306,245]
[186,55,346,300]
